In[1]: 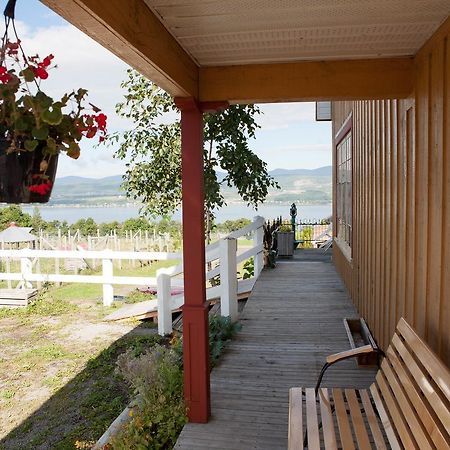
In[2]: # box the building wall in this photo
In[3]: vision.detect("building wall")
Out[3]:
[332,16,450,365]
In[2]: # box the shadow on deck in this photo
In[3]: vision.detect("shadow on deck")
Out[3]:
[175,248,376,450]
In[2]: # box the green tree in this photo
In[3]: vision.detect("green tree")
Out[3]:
[299,225,313,248]
[0,205,32,230]
[70,218,98,236]
[31,207,46,232]
[108,69,278,241]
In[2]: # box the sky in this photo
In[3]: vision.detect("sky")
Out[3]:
[5,0,332,178]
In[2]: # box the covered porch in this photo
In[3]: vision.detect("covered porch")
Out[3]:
[40,0,450,434]
[175,249,376,449]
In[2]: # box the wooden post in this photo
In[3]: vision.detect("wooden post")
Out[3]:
[117,239,122,270]
[220,237,238,321]
[253,216,264,277]
[2,242,11,289]
[102,257,114,306]
[36,239,42,289]
[156,270,172,335]
[175,97,210,423]
[20,257,33,289]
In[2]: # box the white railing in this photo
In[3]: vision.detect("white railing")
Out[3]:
[0,249,181,306]
[0,216,265,335]
[156,216,265,335]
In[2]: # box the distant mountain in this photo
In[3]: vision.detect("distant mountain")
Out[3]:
[269,166,332,177]
[51,166,332,206]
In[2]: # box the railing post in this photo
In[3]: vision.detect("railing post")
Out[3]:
[20,257,33,289]
[220,237,238,321]
[253,216,264,277]
[102,257,114,306]
[157,269,173,336]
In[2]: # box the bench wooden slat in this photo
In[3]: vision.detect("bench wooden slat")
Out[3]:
[380,358,433,449]
[319,388,337,450]
[288,319,450,450]
[397,318,450,403]
[385,345,450,448]
[359,389,387,450]
[306,388,320,450]
[375,372,419,449]
[345,389,371,450]
[288,388,303,450]
[392,333,450,432]
[332,388,355,450]
[369,384,401,450]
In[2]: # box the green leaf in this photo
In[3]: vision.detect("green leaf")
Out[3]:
[35,92,54,109]
[20,67,35,82]
[67,142,80,159]
[24,139,39,151]
[32,125,49,140]
[41,106,63,125]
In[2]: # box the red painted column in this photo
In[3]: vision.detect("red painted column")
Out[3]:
[175,97,210,423]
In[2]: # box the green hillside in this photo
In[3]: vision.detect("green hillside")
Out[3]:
[51,167,332,206]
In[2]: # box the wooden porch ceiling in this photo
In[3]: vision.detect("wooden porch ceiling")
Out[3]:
[41,0,449,103]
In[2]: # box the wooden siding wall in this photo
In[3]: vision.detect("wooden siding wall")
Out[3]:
[332,18,450,365]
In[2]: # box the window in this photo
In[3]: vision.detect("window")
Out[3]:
[336,121,352,253]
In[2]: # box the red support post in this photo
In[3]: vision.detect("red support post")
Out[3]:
[175,97,210,423]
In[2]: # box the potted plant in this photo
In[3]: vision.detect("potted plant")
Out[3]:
[0,2,107,203]
[277,223,295,257]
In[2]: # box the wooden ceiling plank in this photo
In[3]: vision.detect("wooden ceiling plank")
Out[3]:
[199,57,414,103]
[40,0,199,98]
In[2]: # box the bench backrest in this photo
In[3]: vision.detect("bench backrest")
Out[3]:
[370,318,450,449]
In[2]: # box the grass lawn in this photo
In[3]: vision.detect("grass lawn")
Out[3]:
[0,260,176,450]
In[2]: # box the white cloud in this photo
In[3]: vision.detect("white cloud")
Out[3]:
[257,103,316,130]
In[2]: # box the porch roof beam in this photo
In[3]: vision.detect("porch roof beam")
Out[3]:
[199,57,414,103]
[41,0,199,98]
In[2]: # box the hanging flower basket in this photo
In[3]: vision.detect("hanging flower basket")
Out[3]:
[0,0,107,204]
[0,138,58,203]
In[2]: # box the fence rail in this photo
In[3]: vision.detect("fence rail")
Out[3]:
[0,217,265,334]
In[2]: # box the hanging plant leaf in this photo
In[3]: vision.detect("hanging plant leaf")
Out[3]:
[75,88,88,102]
[67,141,80,159]
[15,116,29,131]
[32,125,49,140]
[24,139,39,151]
[35,91,54,109]
[46,137,57,154]
[20,67,35,82]
[41,106,63,125]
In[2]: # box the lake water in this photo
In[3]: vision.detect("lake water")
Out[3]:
[22,203,332,224]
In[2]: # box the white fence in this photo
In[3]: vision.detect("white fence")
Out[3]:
[0,249,181,306]
[0,216,265,335]
[155,216,264,335]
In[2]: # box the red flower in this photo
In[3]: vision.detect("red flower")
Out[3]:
[31,66,48,79]
[5,40,20,56]
[30,54,54,80]
[95,113,107,131]
[42,54,54,67]
[28,179,52,196]
[0,66,12,84]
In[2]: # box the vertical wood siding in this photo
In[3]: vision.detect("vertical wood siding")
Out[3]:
[332,18,450,365]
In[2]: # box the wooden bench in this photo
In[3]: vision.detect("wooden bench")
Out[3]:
[288,318,450,449]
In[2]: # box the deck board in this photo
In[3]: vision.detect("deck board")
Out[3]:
[175,250,377,450]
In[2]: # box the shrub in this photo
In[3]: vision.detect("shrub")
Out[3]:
[241,257,254,280]
[111,345,187,450]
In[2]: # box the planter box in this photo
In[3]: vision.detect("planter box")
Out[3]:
[343,318,379,367]
[277,231,295,257]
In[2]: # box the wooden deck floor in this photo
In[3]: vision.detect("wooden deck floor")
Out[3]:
[175,249,377,450]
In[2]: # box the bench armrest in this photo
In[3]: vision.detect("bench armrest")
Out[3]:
[326,344,374,364]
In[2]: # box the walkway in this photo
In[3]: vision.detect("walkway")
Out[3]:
[175,249,377,450]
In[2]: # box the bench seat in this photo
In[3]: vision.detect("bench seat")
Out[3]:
[288,318,450,449]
